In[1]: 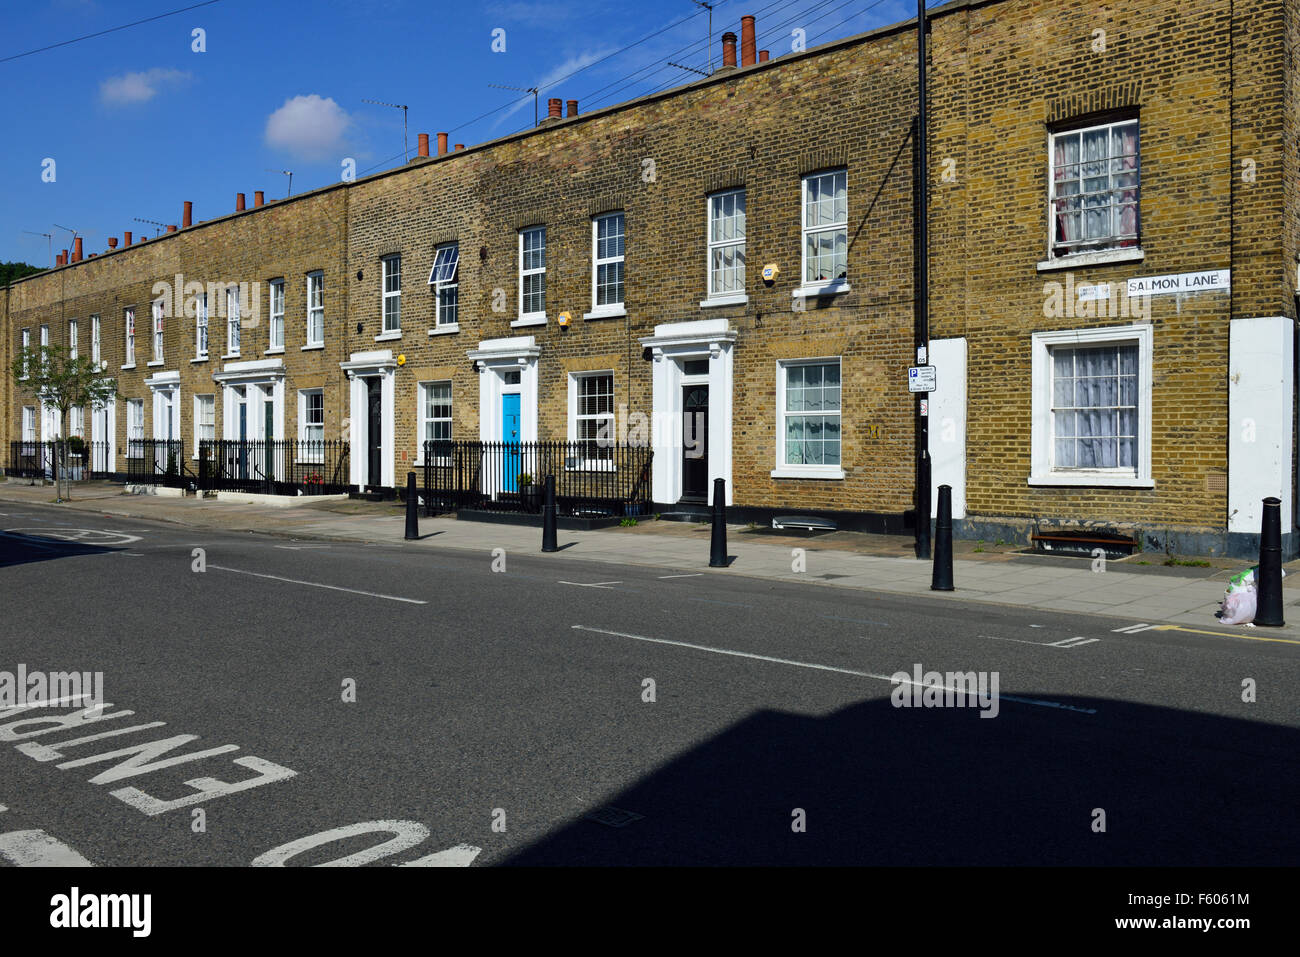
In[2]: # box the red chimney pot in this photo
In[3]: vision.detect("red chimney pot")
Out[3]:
[72,237,83,262]
[124,231,133,246]
[454,144,465,151]
[547,98,562,118]
[167,225,177,233]
[254,191,265,207]
[418,133,430,157]
[437,132,448,156]
[566,99,578,117]
[107,237,118,249]
[182,201,193,227]
[236,192,246,211]
[759,50,770,62]
[721,32,737,68]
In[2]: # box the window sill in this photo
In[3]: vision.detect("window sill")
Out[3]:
[700,294,748,308]
[583,306,626,320]
[1027,472,1154,488]
[375,331,403,342]
[792,282,850,299]
[221,353,241,360]
[428,325,460,336]
[146,360,164,368]
[771,466,845,480]
[191,356,209,364]
[1036,247,1145,272]
[301,344,324,352]
[120,363,136,371]
[265,347,285,356]
[511,315,547,328]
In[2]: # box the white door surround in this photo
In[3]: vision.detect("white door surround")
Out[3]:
[91,392,116,472]
[639,318,736,506]
[213,358,286,444]
[467,336,541,445]
[341,350,397,488]
[144,370,182,442]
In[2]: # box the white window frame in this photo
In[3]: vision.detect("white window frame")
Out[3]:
[150,299,165,365]
[267,279,285,353]
[429,243,460,333]
[704,188,747,306]
[40,324,49,348]
[796,169,850,298]
[567,371,616,470]
[70,405,84,438]
[225,286,241,357]
[305,272,324,348]
[22,406,36,441]
[19,328,29,379]
[126,398,144,458]
[1047,118,1141,262]
[515,227,547,326]
[379,254,402,338]
[90,315,101,366]
[297,388,324,462]
[416,380,453,465]
[772,357,845,480]
[586,212,626,319]
[68,319,78,360]
[123,309,136,368]
[194,394,215,457]
[194,293,209,360]
[1030,324,1153,487]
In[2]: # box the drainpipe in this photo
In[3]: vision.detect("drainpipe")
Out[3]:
[914,0,931,559]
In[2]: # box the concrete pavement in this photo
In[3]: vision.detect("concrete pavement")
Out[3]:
[4,478,1298,639]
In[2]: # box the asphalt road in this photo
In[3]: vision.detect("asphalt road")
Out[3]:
[0,501,1297,866]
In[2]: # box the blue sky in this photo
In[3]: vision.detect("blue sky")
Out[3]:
[1,0,916,267]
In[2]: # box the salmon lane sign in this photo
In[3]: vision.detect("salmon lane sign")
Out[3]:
[1126,269,1230,297]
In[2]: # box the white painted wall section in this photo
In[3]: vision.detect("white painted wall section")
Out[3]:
[1228,316,1294,533]
[928,337,967,519]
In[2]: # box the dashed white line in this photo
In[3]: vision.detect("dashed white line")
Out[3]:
[571,625,1096,715]
[0,829,94,867]
[1112,623,1158,634]
[1049,636,1100,648]
[559,580,622,589]
[658,573,703,579]
[207,565,427,604]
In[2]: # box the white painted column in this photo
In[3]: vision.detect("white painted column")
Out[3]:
[708,344,734,505]
[381,369,396,488]
[1228,316,1294,534]
[348,373,365,487]
[649,354,678,505]
[928,337,967,519]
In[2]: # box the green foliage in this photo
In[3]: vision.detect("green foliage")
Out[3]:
[620,517,638,527]
[517,472,532,487]
[0,261,43,286]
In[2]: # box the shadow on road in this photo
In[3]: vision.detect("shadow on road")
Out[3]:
[501,694,1299,866]
[0,531,121,568]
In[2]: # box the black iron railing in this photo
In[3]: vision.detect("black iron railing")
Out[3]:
[199,439,350,495]
[125,439,191,488]
[7,440,114,480]
[423,440,653,518]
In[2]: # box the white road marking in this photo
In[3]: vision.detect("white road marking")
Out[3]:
[207,565,427,604]
[571,625,1096,714]
[0,829,94,866]
[400,843,483,867]
[658,573,703,579]
[2,527,140,545]
[978,634,1049,646]
[1049,636,1100,648]
[0,804,6,813]
[274,544,330,550]
[1112,623,1158,634]
[559,580,622,589]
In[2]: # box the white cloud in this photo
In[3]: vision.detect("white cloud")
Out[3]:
[99,67,191,106]
[264,94,353,161]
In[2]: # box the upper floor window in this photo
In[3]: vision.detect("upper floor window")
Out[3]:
[268,279,285,351]
[152,299,165,362]
[68,319,78,360]
[40,324,49,348]
[19,329,30,378]
[381,255,401,334]
[802,169,848,288]
[708,189,746,300]
[428,243,459,329]
[123,309,135,366]
[519,227,546,321]
[225,286,241,356]
[1050,119,1139,258]
[91,315,101,365]
[196,293,209,358]
[591,212,625,311]
[306,272,324,346]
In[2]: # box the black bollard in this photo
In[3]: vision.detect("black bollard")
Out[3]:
[1255,496,1285,626]
[931,483,954,591]
[404,471,419,540]
[709,477,728,568]
[541,474,558,553]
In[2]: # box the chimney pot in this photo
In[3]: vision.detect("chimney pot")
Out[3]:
[236,192,246,211]
[566,99,578,117]
[124,231,133,246]
[107,237,118,249]
[721,31,738,68]
[254,190,265,207]
[547,97,562,118]
[61,249,69,264]
[437,132,448,156]
[72,237,83,262]
[418,133,430,157]
[167,225,177,233]
[741,16,756,67]
[454,143,465,151]
[182,200,193,227]
[759,49,770,62]
[56,253,64,266]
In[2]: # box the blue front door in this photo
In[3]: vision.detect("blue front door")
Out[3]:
[502,393,521,492]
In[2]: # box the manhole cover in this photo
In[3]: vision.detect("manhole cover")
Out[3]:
[584,806,643,828]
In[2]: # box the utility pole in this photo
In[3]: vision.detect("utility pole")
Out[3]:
[363,98,410,162]
[915,0,932,560]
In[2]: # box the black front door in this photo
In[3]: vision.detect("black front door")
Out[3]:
[681,384,709,502]
[367,378,382,488]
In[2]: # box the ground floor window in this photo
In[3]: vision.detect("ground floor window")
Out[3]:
[70,406,84,438]
[195,394,215,455]
[126,399,145,458]
[298,389,324,461]
[22,406,36,441]
[776,358,841,473]
[570,371,615,464]
[419,381,452,462]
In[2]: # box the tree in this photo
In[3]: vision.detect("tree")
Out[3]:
[8,344,116,502]
[0,261,44,285]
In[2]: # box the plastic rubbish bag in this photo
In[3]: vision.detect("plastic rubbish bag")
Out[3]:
[1219,586,1257,626]
[1226,565,1288,594]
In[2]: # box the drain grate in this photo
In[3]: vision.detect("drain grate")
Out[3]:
[817,573,850,580]
[584,806,644,828]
